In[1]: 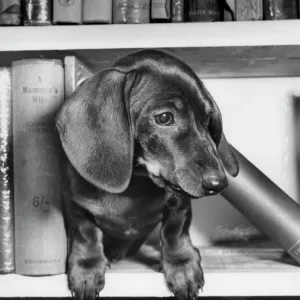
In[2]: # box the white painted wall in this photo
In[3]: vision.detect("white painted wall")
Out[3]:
[190,77,300,246]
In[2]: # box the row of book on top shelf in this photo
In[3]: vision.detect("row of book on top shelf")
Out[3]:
[1,0,300,26]
[0,56,93,276]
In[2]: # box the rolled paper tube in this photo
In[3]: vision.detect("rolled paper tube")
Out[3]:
[222,146,300,264]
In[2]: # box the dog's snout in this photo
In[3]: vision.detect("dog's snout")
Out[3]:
[202,176,228,195]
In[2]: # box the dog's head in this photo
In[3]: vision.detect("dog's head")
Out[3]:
[56,49,239,198]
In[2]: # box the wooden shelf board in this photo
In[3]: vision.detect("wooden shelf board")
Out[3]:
[1,20,300,52]
[1,45,300,79]
[2,245,300,297]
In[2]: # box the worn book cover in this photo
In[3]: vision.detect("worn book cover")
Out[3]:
[12,59,67,275]
[236,0,263,21]
[0,68,14,274]
[263,0,298,20]
[52,0,82,24]
[188,0,222,22]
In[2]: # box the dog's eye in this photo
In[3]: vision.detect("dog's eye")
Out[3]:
[154,112,174,126]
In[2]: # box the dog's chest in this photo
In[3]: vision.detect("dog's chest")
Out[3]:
[76,176,166,238]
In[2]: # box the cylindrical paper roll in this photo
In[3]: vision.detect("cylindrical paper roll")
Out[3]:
[0,68,14,274]
[222,147,300,264]
[12,59,67,275]
[0,0,21,25]
[53,0,82,24]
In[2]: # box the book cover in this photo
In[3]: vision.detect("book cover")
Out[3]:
[236,0,263,21]
[171,0,184,22]
[0,0,21,25]
[52,0,82,24]
[224,0,235,21]
[188,0,222,22]
[0,68,14,274]
[263,0,298,20]
[151,0,171,22]
[113,0,150,24]
[12,59,67,275]
[64,56,94,99]
[82,0,112,24]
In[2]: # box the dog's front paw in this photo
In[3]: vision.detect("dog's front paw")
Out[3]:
[68,258,108,300]
[162,248,204,300]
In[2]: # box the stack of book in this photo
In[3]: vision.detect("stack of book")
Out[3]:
[0,0,299,26]
[0,56,93,276]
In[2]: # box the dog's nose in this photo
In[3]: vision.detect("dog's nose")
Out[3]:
[202,176,228,195]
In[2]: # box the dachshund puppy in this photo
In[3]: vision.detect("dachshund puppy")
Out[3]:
[56,49,239,300]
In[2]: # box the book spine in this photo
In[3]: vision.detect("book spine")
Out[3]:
[64,56,94,99]
[12,59,67,275]
[235,0,263,21]
[0,0,21,25]
[263,0,298,20]
[224,0,235,21]
[23,0,52,25]
[0,68,14,274]
[52,0,82,24]
[188,0,222,22]
[151,0,171,23]
[113,0,150,24]
[171,0,185,22]
[83,0,112,24]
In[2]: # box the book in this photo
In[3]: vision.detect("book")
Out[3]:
[23,0,52,26]
[263,0,298,20]
[171,0,185,22]
[64,56,93,99]
[12,59,67,275]
[52,0,82,24]
[224,0,235,21]
[0,68,14,274]
[0,0,21,25]
[83,0,112,24]
[188,0,222,22]
[151,0,171,23]
[236,0,263,21]
[113,0,150,24]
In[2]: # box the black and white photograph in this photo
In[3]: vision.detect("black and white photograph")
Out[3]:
[1,1,300,300]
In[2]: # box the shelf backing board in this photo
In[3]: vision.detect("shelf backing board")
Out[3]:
[1,45,300,78]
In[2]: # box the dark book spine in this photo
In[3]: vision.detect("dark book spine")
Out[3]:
[263,0,298,20]
[188,0,222,22]
[23,0,52,25]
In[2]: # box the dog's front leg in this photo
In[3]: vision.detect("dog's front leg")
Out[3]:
[67,203,109,300]
[161,193,205,300]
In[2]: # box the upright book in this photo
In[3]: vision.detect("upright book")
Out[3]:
[235,0,263,21]
[64,56,93,99]
[12,59,67,275]
[263,0,298,20]
[0,68,14,274]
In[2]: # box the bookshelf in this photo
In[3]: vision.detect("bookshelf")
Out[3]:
[2,20,300,298]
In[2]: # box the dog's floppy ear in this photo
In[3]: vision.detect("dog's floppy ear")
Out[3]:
[208,99,239,177]
[56,69,135,193]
